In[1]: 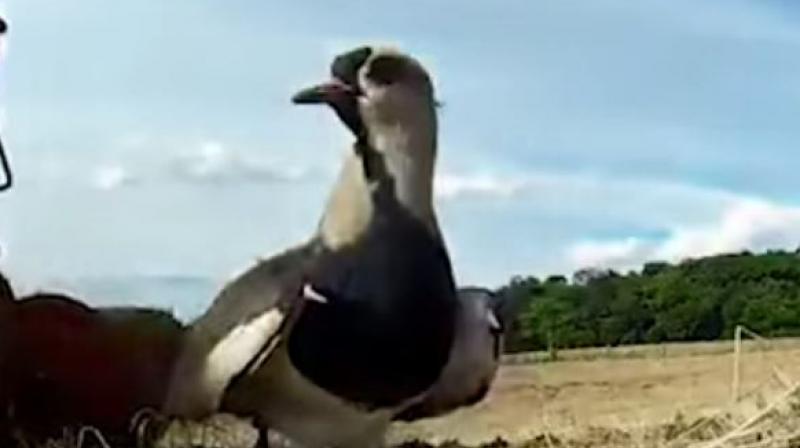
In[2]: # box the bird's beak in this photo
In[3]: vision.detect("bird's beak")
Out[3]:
[291,79,355,105]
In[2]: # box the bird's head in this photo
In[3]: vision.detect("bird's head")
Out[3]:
[299,46,442,243]
[292,46,437,144]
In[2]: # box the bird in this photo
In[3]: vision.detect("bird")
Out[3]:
[162,45,458,448]
[0,272,14,446]
[0,286,184,445]
[263,287,504,448]
[393,287,504,422]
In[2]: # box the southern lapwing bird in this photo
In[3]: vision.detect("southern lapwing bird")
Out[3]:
[394,287,503,422]
[163,46,458,448]
[264,287,504,448]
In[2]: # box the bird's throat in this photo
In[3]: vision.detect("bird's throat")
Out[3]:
[319,130,438,248]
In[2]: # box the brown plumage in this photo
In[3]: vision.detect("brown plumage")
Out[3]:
[0,276,184,444]
[0,272,14,445]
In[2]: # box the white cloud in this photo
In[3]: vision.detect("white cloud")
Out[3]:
[567,238,652,271]
[567,198,800,272]
[658,199,800,259]
[435,173,525,200]
[434,169,738,225]
[91,164,136,190]
[428,169,800,279]
[168,141,307,185]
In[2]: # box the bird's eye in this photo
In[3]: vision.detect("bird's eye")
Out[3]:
[367,56,404,86]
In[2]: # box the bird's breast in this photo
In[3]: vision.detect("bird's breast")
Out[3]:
[288,213,457,409]
[223,346,393,448]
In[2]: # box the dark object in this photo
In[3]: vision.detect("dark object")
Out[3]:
[292,46,372,142]
[0,280,185,445]
[0,138,12,192]
[0,16,10,192]
[394,288,503,422]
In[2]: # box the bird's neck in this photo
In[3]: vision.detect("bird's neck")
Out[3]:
[319,120,439,249]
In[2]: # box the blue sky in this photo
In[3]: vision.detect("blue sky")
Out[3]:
[1,1,800,318]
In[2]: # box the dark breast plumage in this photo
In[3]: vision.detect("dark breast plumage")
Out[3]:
[289,205,457,408]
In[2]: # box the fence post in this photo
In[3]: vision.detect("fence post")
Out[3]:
[732,325,742,403]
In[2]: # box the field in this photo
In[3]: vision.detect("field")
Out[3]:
[390,338,800,447]
[18,338,800,448]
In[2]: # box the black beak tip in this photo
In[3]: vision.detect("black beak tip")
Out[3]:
[290,92,311,105]
[0,18,7,34]
[291,88,325,105]
[291,81,355,106]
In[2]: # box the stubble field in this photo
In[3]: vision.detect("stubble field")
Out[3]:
[390,339,800,447]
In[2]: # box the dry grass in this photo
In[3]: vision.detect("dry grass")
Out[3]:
[12,339,800,448]
[391,339,800,447]
[503,337,800,364]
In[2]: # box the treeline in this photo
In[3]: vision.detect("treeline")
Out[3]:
[496,249,800,353]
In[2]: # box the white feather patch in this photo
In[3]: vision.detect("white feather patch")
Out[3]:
[302,283,329,304]
[487,309,501,331]
[204,309,285,401]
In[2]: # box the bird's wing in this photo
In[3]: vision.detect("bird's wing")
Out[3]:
[163,241,320,418]
[393,289,499,422]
